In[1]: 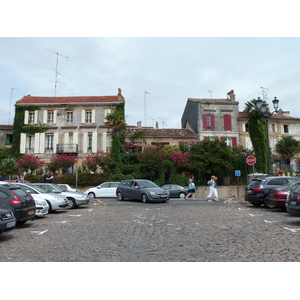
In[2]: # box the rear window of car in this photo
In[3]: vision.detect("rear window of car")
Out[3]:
[10,188,28,198]
[248,180,262,188]
[292,184,300,194]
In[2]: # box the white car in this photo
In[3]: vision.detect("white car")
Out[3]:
[84,182,120,198]
[13,183,69,213]
[57,184,77,192]
[30,194,49,216]
[32,183,89,209]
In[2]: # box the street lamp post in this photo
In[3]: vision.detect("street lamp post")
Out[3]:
[255,96,280,176]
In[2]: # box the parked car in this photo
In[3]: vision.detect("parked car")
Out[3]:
[84,182,120,198]
[116,179,169,203]
[244,176,299,208]
[286,182,300,216]
[265,182,300,210]
[0,185,36,223]
[13,183,69,213]
[161,184,188,198]
[4,179,30,183]
[31,183,89,209]
[0,208,16,234]
[57,184,78,192]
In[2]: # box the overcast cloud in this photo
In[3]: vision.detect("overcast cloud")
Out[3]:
[2,37,300,129]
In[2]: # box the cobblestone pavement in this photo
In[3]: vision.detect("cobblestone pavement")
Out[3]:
[1,198,300,262]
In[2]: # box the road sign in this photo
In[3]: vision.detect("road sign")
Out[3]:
[235,170,241,176]
[246,156,256,165]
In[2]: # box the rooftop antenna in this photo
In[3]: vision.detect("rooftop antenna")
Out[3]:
[159,117,168,128]
[208,90,212,99]
[47,49,69,96]
[144,91,151,126]
[8,88,18,125]
[261,86,269,102]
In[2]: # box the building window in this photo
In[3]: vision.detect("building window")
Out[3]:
[48,111,54,124]
[45,135,54,151]
[66,111,73,123]
[88,132,92,151]
[85,111,92,123]
[5,134,12,145]
[26,135,35,153]
[28,112,35,124]
[284,125,289,133]
[270,124,277,133]
[245,123,249,132]
[203,114,215,130]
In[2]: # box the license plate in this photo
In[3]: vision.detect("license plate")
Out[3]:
[28,210,35,215]
[6,221,16,228]
[246,190,252,194]
[291,201,297,206]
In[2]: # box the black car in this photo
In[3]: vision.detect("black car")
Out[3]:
[244,176,299,208]
[286,182,300,216]
[0,208,16,234]
[161,184,188,198]
[0,186,36,223]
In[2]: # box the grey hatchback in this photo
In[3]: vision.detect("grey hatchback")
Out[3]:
[244,176,299,208]
[116,179,170,203]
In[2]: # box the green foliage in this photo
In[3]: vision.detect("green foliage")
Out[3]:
[275,136,300,166]
[244,99,268,173]
[188,139,237,180]
[129,130,146,143]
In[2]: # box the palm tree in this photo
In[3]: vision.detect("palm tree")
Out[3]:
[275,136,300,169]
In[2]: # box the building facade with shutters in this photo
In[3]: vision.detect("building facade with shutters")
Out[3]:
[15,88,125,164]
[181,90,239,147]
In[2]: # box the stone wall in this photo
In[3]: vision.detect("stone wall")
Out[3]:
[195,185,246,198]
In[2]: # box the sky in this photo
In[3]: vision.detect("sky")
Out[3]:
[2,1,300,131]
[2,36,300,129]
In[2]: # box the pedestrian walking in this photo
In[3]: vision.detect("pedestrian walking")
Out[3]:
[186,175,196,200]
[207,175,219,202]
[43,170,53,183]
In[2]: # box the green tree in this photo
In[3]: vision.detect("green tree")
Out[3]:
[188,139,236,182]
[244,99,268,173]
[48,154,77,174]
[275,136,300,168]
[104,104,126,163]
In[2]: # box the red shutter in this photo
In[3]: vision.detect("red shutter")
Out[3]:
[232,137,237,147]
[211,115,215,130]
[224,115,232,131]
[203,114,207,130]
[204,136,208,140]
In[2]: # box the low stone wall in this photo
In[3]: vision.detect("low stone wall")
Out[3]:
[195,185,246,198]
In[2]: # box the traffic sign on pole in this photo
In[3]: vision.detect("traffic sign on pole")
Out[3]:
[246,156,256,165]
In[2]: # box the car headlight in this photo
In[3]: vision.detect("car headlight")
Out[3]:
[150,191,156,195]
[35,200,47,206]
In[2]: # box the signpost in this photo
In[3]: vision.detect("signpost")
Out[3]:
[235,170,241,197]
[246,155,256,180]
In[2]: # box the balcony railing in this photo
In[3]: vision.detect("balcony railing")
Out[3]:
[56,144,78,154]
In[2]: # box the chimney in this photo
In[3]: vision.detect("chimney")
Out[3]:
[137,121,142,128]
[155,121,159,129]
[118,88,122,95]
[227,90,235,101]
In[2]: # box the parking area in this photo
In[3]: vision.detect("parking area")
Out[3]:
[1,197,300,262]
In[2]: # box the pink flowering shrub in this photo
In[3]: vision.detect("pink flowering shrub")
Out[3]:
[16,155,45,173]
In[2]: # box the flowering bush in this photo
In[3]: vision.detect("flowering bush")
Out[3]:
[168,152,192,171]
[48,154,77,174]
[83,151,116,174]
[16,155,45,173]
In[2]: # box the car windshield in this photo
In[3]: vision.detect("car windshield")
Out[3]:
[38,185,60,193]
[248,180,262,188]
[138,181,158,188]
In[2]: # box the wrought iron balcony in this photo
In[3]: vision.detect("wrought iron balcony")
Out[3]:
[56,144,78,154]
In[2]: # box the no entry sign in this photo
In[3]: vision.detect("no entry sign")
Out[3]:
[246,156,256,165]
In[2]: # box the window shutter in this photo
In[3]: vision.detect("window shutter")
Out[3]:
[202,114,207,130]
[223,115,232,131]
[232,137,237,147]
[211,115,215,130]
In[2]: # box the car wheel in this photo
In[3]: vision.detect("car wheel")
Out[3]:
[251,201,262,207]
[117,191,124,201]
[88,192,95,198]
[142,194,148,203]
[47,200,53,213]
[67,198,76,209]
[263,197,275,209]
[178,192,186,199]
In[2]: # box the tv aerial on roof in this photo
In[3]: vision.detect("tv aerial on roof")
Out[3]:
[47,49,69,97]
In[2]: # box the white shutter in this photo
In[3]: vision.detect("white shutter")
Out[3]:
[34,133,40,153]
[24,111,29,124]
[53,110,57,124]
[83,132,88,153]
[64,132,69,144]
[102,132,107,151]
[92,109,95,123]
[43,110,47,124]
[20,133,26,153]
[92,132,97,152]
[53,132,59,153]
[81,110,85,124]
[40,133,45,153]
[34,110,38,124]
